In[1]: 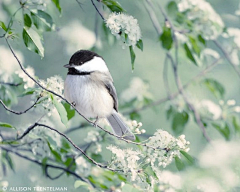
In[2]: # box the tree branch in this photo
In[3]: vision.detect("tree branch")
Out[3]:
[0,82,22,86]
[0,97,40,115]
[0,146,91,184]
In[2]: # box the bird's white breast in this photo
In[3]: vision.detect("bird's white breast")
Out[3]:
[64,74,114,118]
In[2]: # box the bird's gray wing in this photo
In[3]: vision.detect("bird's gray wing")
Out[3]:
[104,81,118,112]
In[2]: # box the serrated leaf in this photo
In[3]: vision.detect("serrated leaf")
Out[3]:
[160,27,173,50]
[0,122,14,128]
[212,123,230,140]
[63,102,75,120]
[175,156,185,171]
[184,43,197,65]
[51,95,68,126]
[31,10,54,32]
[51,0,61,13]
[136,39,143,51]
[180,150,195,165]
[202,78,225,98]
[24,14,32,28]
[172,111,189,135]
[0,21,7,31]
[129,46,136,70]
[102,0,125,13]
[47,141,63,163]
[22,27,44,57]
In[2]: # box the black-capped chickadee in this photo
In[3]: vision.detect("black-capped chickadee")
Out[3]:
[64,50,135,141]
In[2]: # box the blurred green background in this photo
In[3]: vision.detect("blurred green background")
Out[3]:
[0,0,240,191]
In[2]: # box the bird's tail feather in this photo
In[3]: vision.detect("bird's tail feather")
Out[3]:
[107,110,135,141]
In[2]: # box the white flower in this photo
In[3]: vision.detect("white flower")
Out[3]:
[121,77,152,103]
[227,99,236,106]
[201,48,220,59]
[197,100,222,120]
[75,156,91,177]
[84,130,101,143]
[0,46,24,82]
[225,28,240,50]
[59,21,98,55]
[106,13,141,48]
[15,66,35,89]
[234,106,240,113]
[107,145,142,181]
[146,130,190,169]
[177,0,224,40]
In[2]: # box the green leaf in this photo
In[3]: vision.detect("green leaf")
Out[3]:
[22,27,44,57]
[166,106,174,120]
[160,27,173,50]
[175,156,185,171]
[47,141,63,163]
[129,112,141,122]
[0,122,14,128]
[51,95,68,127]
[201,78,225,98]
[102,0,125,13]
[41,157,48,175]
[232,116,240,134]
[122,184,141,192]
[198,35,206,45]
[18,87,37,97]
[51,0,61,13]
[180,150,195,165]
[212,123,230,140]
[189,36,202,57]
[24,14,32,28]
[136,39,143,51]
[30,10,54,32]
[74,180,91,190]
[129,46,136,70]
[0,21,7,31]
[63,102,75,120]
[167,1,178,17]
[172,111,189,135]
[184,43,197,65]
[2,151,15,171]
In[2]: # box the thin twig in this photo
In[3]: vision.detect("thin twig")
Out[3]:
[163,55,172,99]
[213,40,240,78]
[144,0,162,35]
[0,82,22,86]
[0,97,40,115]
[91,0,105,20]
[167,53,211,142]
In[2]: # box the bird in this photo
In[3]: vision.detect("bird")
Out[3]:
[64,50,135,141]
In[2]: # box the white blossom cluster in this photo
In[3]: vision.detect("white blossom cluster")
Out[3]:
[15,66,35,89]
[107,145,142,181]
[219,99,240,114]
[106,13,141,48]
[197,99,222,120]
[146,130,190,169]
[121,77,152,104]
[0,46,24,83]
[84,130,102,154]
[75,156,92,177]
[32,75,64,116]
[177,0,224,40]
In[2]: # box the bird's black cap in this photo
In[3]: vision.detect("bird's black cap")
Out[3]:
[67,50,102,67]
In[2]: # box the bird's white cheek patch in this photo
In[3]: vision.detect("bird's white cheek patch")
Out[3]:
[74,56,109,72]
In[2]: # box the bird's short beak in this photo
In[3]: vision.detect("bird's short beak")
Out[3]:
[64,64,73,68]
